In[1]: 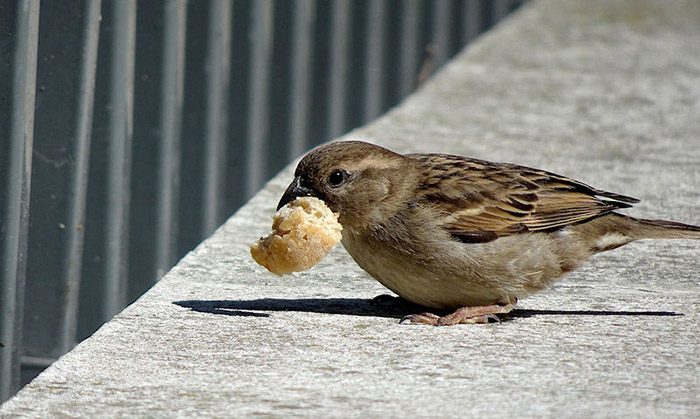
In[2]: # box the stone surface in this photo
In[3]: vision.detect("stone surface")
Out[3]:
[3,0,700,417]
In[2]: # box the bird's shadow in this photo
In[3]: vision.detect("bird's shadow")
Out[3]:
[173,296,681,321]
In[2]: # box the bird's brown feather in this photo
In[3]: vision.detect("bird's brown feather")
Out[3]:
[409,153,638,242]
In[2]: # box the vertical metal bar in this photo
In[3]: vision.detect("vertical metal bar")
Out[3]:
[1,0,39,402]
[327,0,350,139]
[59,0,102,354]
[399,0,420,98]
[104,0,136,319]
[245,0,273,197]
[363,0,386,123]
[202,0,232,236]
[288,0,315,158]
[462,0,482,44]
[155,0,187,280]
[492,0,511,21]
[432,0,451,69]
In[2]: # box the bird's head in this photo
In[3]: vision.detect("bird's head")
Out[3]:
[277,141,417,229]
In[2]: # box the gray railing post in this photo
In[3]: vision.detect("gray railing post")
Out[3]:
[0,0,40,403]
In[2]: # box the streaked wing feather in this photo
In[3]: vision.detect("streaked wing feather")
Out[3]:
[409,153,637,241]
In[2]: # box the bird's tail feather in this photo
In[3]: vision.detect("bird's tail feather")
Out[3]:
[631,217,700,240]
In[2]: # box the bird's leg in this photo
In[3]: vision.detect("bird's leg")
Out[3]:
[400,301,516,326]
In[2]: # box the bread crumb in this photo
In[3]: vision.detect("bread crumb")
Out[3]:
[250,197,342,275]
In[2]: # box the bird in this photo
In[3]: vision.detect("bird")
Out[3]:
[276,140,700,325]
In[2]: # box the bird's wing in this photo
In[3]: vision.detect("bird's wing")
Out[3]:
[408,154,639,243]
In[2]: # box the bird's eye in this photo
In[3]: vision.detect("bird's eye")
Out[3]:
[327,169,347,187]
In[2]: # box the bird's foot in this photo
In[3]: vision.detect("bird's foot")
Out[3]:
[400,303,515,326]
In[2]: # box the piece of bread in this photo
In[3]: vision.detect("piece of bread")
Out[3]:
[250,197,343,275]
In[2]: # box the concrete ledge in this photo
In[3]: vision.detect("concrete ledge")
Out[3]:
[3,0,700,417]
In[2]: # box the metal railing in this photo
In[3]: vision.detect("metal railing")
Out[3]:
[0,0,522,403]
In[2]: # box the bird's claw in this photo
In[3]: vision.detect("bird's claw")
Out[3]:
[400,304,513,326]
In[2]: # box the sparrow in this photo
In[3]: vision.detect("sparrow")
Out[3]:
[277,140,700,325]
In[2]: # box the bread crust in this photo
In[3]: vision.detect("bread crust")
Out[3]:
[250,197,343,275]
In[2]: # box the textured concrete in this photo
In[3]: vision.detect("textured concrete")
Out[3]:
[3,0,700,417]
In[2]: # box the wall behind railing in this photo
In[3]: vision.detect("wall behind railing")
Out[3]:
[0,0,522,402]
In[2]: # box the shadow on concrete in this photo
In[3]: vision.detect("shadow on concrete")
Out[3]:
[173,297,681,321]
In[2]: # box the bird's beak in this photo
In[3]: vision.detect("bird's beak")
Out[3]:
[277,176,317,210]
